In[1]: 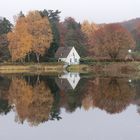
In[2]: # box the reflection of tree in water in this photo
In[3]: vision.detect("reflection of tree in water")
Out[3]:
[131,79,140,115]
[137,106,140,115]
[28,82,54,126]
[82,77,135,114]
[58,78,87,113]
[9,77,33,123]
[9,77,54,126]
[0,76,12,114]
[43,76,61,121]
[82,78,99,110]
[97,78,135,114]
[59,90,80,113]
[0,74,137,124]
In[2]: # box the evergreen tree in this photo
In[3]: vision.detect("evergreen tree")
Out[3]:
[0,18,12,62]
[0,18,12,35]
[40,9,61,59]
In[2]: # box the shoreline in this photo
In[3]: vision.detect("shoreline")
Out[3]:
[0,62,140,76]
[0,63,64,74]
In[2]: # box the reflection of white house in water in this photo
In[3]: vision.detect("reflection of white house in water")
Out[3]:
[56,73,80,91]
[60,73,80,89]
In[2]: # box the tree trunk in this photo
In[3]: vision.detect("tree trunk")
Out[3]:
[36,75,40,84]
[36,53,40,63]
[20,58,25,64]
[27,53,30,62]
[11,56,14,64]
[109,53,117,60]
[28,76,30,84]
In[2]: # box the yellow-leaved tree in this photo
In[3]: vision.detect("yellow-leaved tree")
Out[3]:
[81,20,99,38]
[8,11,53,62]
[8,17,32,61]
[81,20,100,55]
[26,11,53,62]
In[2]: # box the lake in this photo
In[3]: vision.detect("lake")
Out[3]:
[0,72,140,140]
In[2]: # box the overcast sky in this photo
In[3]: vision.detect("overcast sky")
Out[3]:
[0,0,140,23]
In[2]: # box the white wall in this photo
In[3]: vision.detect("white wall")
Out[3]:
[60,72,80,89]
[58,47,80,65]
[65,47,80,65]
[58,58,66,62]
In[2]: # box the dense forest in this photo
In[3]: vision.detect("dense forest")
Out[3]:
[0,9,140,63]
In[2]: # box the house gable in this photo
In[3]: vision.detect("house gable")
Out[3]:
[65,47,80,64]
[55,46,80,65]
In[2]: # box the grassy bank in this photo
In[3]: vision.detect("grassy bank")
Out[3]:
[1,61,140,76]
[0,63,64,74]
[90,61,139,73]
[67,61,140,77]
[66,64,89,73]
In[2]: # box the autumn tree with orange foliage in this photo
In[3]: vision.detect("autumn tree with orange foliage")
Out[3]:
[131,24,140,50]
[8,11,52,62]
[27,11,53,62]
[81,20,99,42]
[81,20,100,55]
[8,17,32,61]
[92,24,135,59]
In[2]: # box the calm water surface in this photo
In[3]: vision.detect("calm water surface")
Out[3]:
[0,73,140,140]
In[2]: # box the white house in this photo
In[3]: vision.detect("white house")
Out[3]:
[55,46,80,65]
[55,72,81,90]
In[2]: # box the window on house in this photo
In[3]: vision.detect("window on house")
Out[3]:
[75,58,77,62]
[58,59,61,62]
[73,53,75,56]
[70,58,72,63]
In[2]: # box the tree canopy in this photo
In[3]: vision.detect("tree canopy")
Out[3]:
[0,18,12,35]
[91,24,135,59]
[0,9,138,62]
[59,17,86,56]
[0,18,12,62]
[8,11,53,62]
